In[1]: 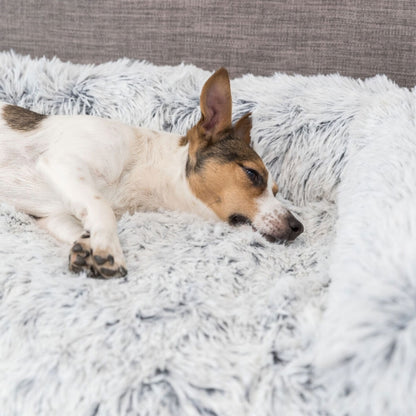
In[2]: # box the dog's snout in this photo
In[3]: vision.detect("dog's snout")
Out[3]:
[251,196,304,243]
[286,214,304,240]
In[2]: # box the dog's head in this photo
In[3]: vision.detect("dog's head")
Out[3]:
[182,68,303,242]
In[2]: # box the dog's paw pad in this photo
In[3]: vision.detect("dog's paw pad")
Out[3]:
[91,250,127,279]
[73,254,88,267]
[93,254,114,266]
[72,243,84,253]
[69,235,92,274]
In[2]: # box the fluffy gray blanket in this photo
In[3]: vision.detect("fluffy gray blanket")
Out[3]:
[0,51,415,416]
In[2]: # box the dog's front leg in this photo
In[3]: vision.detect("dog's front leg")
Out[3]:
[37,155,127,278]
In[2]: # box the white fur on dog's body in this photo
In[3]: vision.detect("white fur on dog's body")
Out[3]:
[0,109,211,219]
[0,103,218,269]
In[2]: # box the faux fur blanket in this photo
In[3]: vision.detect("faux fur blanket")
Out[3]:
[0,51,415,416]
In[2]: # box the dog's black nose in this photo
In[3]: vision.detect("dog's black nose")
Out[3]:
[287,215,304,240]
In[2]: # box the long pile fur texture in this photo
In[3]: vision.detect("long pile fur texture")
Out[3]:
[0,51,415,416]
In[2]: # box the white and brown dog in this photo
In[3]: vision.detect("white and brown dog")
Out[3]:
[0,68,303,278]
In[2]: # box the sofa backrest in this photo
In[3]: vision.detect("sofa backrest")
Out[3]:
[1,0,415,87]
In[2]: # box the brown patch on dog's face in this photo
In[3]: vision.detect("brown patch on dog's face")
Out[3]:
[188,137,269,223]
[3,104,46,131]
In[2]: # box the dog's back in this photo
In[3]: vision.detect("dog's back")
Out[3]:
[0,102,137,216]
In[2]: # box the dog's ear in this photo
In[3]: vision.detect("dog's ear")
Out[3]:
[233,113,252,146]
[197,68,232,141]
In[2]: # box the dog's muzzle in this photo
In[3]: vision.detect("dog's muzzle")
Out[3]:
[228,212,303,242]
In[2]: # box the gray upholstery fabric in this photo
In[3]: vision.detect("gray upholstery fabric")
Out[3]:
[1,0,415,87]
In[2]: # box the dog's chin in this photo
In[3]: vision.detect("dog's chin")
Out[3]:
[257,231,287,244]
[250,224,286,244]
[261,233,280,243]
[228,215,289,244]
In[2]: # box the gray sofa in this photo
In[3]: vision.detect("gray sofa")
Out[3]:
[1,0,415,87]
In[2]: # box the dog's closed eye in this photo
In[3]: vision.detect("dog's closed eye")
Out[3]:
[241,165,263,187]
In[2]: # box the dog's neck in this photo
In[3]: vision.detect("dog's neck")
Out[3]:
[113,127,218,221]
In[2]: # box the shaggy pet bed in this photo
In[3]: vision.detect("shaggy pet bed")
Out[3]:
[0,51,415,416]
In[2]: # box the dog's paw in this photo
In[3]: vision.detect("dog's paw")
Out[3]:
[69,232,93,274]
[69,231,127,278]
[91,248,128,278]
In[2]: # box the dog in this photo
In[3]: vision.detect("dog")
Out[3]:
[0,68,303,278]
